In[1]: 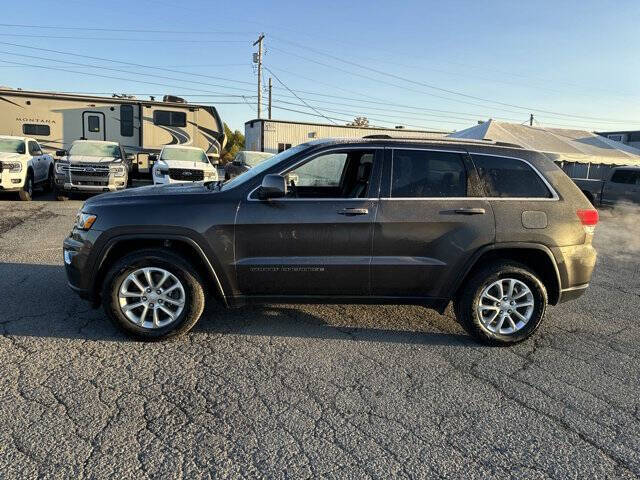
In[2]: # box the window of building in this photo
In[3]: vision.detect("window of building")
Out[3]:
[120,105,134,137]
[610,169,640,185]
[277,143,292,153]
[22,124,50,136]
[87,115,101,133]
[153,110,187,127]
[391,150,467,198]
[472,154,552,198]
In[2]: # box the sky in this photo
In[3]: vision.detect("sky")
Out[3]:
[1,0,639,134]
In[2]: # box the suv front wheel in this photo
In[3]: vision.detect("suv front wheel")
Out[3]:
[102,249,206,340]
[455,262,547,345]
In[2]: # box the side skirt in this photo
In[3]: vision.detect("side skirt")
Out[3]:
[225,295,450,314]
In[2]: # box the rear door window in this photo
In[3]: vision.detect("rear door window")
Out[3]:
[610,169,640,185]
[472,154,552,198]
[391,149,467,198]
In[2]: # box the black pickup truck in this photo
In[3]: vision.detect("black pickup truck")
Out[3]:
[573,165,640,206]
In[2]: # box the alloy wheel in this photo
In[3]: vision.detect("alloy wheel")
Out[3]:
[477,278,534,335]
[118,267,186,329]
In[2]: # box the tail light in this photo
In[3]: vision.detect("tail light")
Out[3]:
[577,209,598,234]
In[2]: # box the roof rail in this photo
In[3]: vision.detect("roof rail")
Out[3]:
[361,134,523,148]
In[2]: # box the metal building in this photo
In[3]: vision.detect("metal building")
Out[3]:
[244,119,449,153]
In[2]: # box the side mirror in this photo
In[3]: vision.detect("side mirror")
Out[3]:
[56,149,67,157]
[259,174,287,199]
[148,154,158,162]
[207,155,219,166]
[126,154,135,162]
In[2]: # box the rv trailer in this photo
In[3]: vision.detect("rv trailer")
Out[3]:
[0,88,226,176]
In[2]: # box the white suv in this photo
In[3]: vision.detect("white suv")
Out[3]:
[152,146,218,185]
[0,135,54,201]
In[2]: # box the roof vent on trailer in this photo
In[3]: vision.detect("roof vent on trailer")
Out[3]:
[163,95,186,103]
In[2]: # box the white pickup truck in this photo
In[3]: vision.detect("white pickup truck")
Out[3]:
[151,145,218,185]
[0,135,54,201]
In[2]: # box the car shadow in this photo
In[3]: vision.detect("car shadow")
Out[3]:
[0,262,472,347]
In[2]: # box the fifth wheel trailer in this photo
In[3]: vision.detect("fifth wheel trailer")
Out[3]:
[0,88,226,175]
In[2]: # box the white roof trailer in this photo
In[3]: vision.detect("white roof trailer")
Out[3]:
[245,118,449,154]
[0,88,226,174]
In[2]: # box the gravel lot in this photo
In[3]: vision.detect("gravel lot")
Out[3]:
[0,191,639,479]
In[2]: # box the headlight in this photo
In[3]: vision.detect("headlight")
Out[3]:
[3,162,22,173]
[204,171,217,180]
[55,162,69,174]
[110,165,126,177]
[155,168,168,177]
[75,212,97,230]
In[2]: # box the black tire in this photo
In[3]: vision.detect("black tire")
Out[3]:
[102,249,206,340]
[454,262,547,346]
[43,166,55,193]
[18,172,34,201]
[54,186,70,201]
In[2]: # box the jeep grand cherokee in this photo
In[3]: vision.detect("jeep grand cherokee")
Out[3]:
[63,138,598,345]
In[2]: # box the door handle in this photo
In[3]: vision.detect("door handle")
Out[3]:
[454,208,486,215]
[337,208,369,216]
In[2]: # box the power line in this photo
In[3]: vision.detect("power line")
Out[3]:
[0,33,250,43]
[0,50,255,93]
[0,41,256,87]
[0,23,251,35]
[0,59,254,97]
[263,65,338,125]
[268,36,639,124]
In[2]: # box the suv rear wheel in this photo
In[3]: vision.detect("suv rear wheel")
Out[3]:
[102,249,205,340]
[455,262,547,345]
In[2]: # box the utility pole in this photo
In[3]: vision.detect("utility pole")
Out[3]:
[253,33,265,118]
[529,113,534,126]
[268,77,272,119]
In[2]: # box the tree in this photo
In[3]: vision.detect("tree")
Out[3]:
[347,116,370,127]
[221,123,245,164]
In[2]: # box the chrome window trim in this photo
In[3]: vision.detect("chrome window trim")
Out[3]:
[247,145,383,202]
[246,145,560,203]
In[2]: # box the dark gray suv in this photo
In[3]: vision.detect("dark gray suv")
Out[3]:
[63,138,598,345]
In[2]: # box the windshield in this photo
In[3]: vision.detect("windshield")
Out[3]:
[70,142,121,158]
[161,148,209,164]
[0,139,25,154]
[222,144,310,190]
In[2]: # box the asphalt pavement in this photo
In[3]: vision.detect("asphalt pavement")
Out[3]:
[0,191,639,479]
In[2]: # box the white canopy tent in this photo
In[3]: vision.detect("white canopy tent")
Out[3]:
[450,120,640,166]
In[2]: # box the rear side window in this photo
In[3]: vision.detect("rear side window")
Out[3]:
[610,169,640,185]
[22,124,50,136]
[120,105,134,137]
[391,150,467,198]
[472,154,552,198]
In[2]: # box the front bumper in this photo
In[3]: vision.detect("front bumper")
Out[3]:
[55,173,127,193]
[63,229,103,303]
[0,170,25,191]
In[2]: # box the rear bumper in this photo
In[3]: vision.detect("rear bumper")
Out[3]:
[551,243,597,302]
[557,283,589,303]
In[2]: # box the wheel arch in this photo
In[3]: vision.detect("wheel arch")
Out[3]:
[93,234,228,307]
[453,243,561,305]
